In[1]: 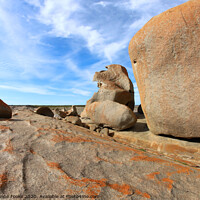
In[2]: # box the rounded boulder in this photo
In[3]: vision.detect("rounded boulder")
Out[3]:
[86,100,137,130]
[129,0,200,138]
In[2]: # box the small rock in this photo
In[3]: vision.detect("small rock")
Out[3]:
[89,124,98,131]
[65,116,82,126]
[0,99,12,119]
[59,111,67,118]
[54,114,62,120]
[96,128,101,133]
[66,105,78,116]
[36,107,54,117]
[100,128,109,136]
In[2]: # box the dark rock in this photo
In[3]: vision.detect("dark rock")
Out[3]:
[36,107,54,117]
[138,104,144,114]
[0,99,12,119]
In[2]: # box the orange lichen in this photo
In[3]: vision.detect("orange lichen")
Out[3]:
[3,139,13,154]
[171,163,192,175]
[146,172,160,180]
[60,173,146,197]
[84,184,101,196]
[29,149,37,154]
[46,162,61,170]
[135,189,151,199]
[0,173,8,188]
[131,155,166,163]
[107,183,132,195]
[0,125,10,130]
[162,178,174,190]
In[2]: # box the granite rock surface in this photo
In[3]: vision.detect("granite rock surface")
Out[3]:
[0,107,199,199]
[129,0,200,138]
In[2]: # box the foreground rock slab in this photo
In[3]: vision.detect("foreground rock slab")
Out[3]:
[0,99,12,119]
[129,0,200,138]
[0,108,199,199]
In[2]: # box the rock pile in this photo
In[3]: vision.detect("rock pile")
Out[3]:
[129,0,200,138]
[0,99,12,119]
[36,105,84,127]
[81,64,137,131]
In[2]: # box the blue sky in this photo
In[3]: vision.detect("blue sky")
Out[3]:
[0,0,187,105]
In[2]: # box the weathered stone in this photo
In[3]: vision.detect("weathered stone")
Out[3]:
[81,65,135,130]
[0,99,12,119]
[65,116,82,126]
[93,64,135,110]
[129,0,200,138]
[86,100,137,130]
[90,87,132,106]
[66,105,78,116]
[0,108,199,199]
[36,107,54,117]
[93,64,134,92]
[54,114,62,120]
[100,128,109,136]
[88,124,98,132]
[58,111,67,118]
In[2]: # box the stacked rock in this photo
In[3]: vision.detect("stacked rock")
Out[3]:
[81,64,137,131]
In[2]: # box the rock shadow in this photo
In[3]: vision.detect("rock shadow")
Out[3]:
[158,134,200,143]
[135,113,145,119]
[125,122,149,132]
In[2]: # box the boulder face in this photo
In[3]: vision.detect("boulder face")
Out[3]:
[129,0,200,138]
[86,100,137,130]
[93,64,135,110]
[0,99,12,119]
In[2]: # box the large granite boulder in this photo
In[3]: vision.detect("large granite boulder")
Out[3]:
[85,100,137,130]
[129,0,200,138]
[0,99,12,119]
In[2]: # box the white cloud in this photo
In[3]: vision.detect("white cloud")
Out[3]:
[94,1,111,7]
[126,0,160,10]
[0,84,54,95]
[25,0,188,64]
[0,0,58,80]
[71,89,91,96]
[35,0,105,55]
[0,0,189,105]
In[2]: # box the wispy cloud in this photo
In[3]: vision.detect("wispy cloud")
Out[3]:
[0,0,188,104]
[0,84,54,95]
